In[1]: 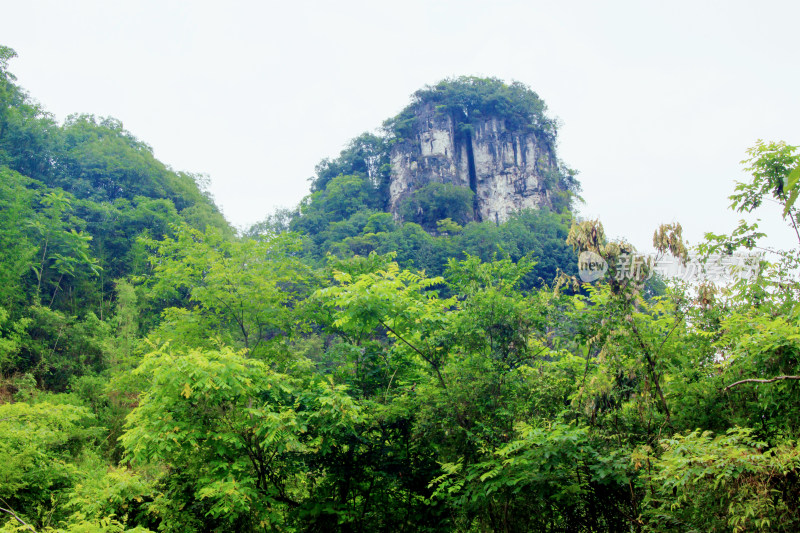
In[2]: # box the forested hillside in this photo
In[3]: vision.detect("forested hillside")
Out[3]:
[261,76,581,286]
[2,45,800,532]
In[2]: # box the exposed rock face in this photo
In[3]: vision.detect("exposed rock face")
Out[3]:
[389,104,558,224]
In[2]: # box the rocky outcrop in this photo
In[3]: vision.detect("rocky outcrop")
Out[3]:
[389,104,558,224]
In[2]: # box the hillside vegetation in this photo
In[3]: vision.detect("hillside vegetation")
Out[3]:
[2,46,800,532]
[283,76,580,284]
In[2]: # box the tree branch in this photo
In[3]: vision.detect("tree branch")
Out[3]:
[724,375,800,391]
[785,205,800,247]
[377,318,447,389]
[0,505,37,533]
[629,320,671,425]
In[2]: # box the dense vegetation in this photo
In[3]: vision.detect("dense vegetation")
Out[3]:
[288,76,580,284]
[2,45,800,532]
[384,77,558,146]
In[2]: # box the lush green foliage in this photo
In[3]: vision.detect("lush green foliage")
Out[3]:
[643,427,800,531]
[310,132,390,195]
[385,76,556,145]
[399,182,475,231]
[3,46,800,533]
[285,76,581,280]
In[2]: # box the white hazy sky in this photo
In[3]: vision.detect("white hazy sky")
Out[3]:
[2,0,798,251]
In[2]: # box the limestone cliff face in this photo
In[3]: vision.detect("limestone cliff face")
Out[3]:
[389,104,558,224]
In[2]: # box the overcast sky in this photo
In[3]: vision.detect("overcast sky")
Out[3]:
[2,0,799,251]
